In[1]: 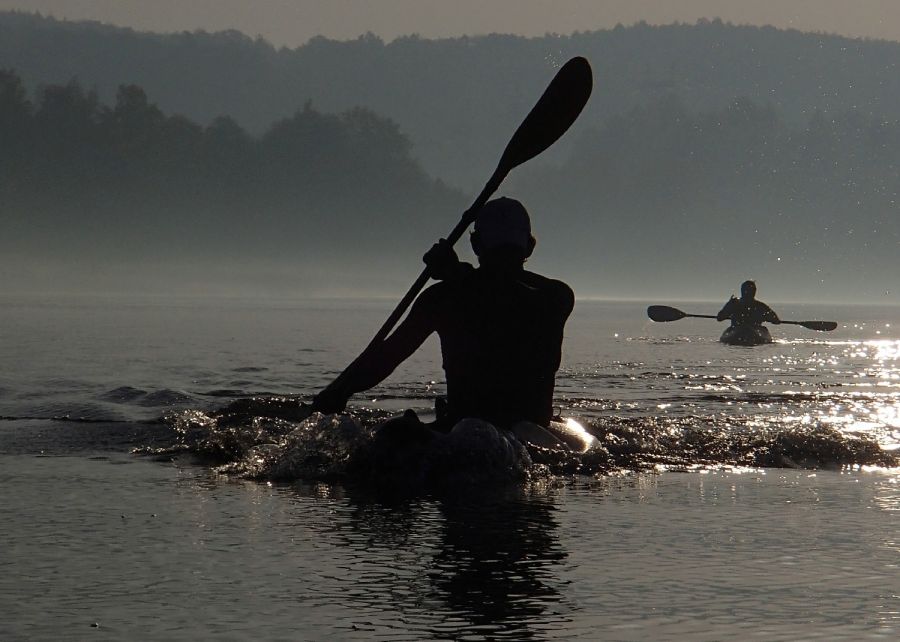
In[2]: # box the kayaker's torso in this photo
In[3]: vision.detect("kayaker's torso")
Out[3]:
[416,265,574,428]
[717,297,778,327]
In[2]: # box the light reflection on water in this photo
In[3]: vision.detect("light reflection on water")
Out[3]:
[2,455,899,640]
[825,340,900,450]
[557,317,900,458]
[2,297,900,638]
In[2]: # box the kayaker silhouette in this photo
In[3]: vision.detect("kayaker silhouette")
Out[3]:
[716,280,780,344]
[312,197,575,442]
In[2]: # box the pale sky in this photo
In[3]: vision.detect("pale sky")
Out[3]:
[2,0,900,46]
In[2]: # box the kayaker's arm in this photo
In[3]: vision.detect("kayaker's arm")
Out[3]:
[423,239,475,282]
[716,297,737,322]
[762,304,781,324]
[312,290,439,414]
[313,240,470,414]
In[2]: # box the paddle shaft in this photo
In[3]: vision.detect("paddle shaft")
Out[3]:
[779,319,837,331]
[325,175,501,399]
[680,315,832,330]
[361,172,503,354]
[324,57,593,395]
[361,57,592,353]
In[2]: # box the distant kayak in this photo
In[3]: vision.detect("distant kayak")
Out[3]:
[720,325,773,346]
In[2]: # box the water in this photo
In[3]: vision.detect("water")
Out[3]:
[1,294,899,639]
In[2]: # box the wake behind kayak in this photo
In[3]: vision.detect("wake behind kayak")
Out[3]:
[140,396,897,485]
[150,398,610,490]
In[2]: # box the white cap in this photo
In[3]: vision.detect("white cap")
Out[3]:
[473,197,532,250]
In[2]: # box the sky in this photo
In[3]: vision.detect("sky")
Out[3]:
[3,0,900,46]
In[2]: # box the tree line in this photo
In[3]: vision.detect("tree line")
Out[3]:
[0,68,464,261]
[4,12,900,300]
[7,11,900,190]
[3,65,899,299]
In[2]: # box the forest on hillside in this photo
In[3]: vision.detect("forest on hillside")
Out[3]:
[5,12,900,189]
[0,69,464,265]
[2,12,899,300]
[3,63,899,299]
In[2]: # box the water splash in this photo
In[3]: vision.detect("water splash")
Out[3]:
[139,396,898,485]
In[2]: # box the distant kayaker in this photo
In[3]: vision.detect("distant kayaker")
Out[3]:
[717,280,780,327]
[312,197,575,435]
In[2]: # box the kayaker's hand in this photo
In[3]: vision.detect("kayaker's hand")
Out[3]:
[717,296,737,322]
[311,385,348,415]
[423,239,461,281]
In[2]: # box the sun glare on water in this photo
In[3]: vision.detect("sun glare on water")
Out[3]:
[830,340,900,451]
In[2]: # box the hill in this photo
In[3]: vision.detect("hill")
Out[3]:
[2,12,899,302]
[5,13,900,190]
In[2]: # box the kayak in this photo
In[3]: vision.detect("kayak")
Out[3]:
[364,415,601,488]
[720,325,773,346]
[196,399,604,486]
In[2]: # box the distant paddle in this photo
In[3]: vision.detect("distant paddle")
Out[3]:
[647,306,716,322]
[647,305,837,332]
[779,319,838,331]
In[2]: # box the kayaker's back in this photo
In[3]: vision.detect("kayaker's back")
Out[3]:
[422,266,574,428]
[718,297,778,327]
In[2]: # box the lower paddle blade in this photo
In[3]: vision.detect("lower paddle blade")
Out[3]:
[647,305,686,322]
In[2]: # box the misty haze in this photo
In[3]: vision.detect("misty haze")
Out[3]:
[0,12,898,303]
[3,7,900,641]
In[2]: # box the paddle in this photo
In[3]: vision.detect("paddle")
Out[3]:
[363,56,594,353]
[647,306,716,322]
[219,57,594,422]
[778,320,838,331]
[322,57,593,389]
[647,305,837,332]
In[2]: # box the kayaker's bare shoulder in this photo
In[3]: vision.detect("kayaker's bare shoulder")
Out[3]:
[522,270,575,308]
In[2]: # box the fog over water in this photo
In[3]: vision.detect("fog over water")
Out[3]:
[1,12,899,304]
[2,7,900,635]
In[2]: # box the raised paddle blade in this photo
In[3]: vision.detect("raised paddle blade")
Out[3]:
[647,305,687,322]
[799,321,838,331]
[497,56,593,174]
[462,56,594,228]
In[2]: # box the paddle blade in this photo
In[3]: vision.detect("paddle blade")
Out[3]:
[647,305,686,322]
[496,57,593,174]
[801,321,838,331]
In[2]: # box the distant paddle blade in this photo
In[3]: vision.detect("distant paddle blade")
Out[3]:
[496,56,593,173]
[647,305,686,322]
[802,321,838,331]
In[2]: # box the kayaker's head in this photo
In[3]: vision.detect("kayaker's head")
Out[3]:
[471,197,536,267]
[740,280,757,300]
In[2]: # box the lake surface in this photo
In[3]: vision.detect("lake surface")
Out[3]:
[1,295,898,640]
